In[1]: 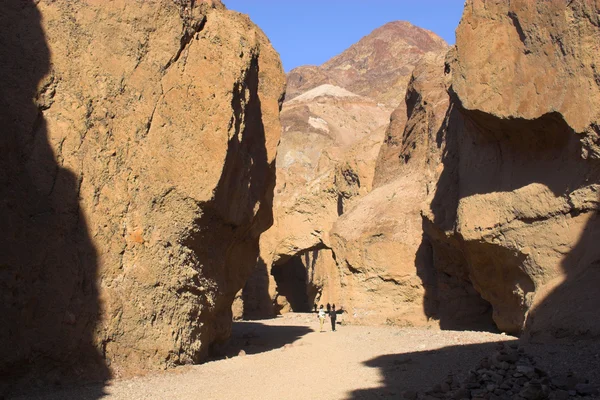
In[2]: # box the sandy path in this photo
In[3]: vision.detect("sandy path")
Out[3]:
[14,313,518,400]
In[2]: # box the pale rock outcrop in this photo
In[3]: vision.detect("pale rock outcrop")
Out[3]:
[424,0,600,335]
[251,87,391,315]
[0,0,284,385]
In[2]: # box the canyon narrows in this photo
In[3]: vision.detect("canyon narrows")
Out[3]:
[240,0,600,339]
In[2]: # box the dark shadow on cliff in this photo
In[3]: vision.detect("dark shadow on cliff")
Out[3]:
[271,255,312,312]
[0,1,109,397]
[424,80,600,336]
[241,257,277,320]
[181,54,278,359]
[415,229,496,333]
[525,193,600,341]
[414,103,497,332]
[209,321,313,360]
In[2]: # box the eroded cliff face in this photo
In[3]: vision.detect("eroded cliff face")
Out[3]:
[238,22,448,319]
[424,0,600,335]
[330,0,600,335]
[246,85,391,316]
[329,51,494,328]
[0,0,284,384]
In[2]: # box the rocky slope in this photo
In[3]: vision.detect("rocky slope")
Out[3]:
[286,21,448,107]
[0,0,284,389]
[238,22,448,318]
[408,342,599,400]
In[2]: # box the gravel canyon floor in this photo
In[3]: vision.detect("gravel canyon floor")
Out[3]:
[16,313,599,400]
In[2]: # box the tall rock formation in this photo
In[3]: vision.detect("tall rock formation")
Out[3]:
[239,23,448,318]
[425,0,600,336]
[0,0,284,387]
[329,51,494,328]
[258,86,391,314]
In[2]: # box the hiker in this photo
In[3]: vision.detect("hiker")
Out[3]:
[330,303,337,331]
[317,304,326,332]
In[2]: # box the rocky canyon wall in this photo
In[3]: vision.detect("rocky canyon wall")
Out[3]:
[332,0,600,334]
[424,0,600,336]
[242,0,600,339]
[0,0,284,387]
[330,51,494,328]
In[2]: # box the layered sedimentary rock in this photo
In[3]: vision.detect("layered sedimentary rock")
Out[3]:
[286,21,448,107]
[238,23,447,318]
[424,0,600,335]
[0,0,284,385]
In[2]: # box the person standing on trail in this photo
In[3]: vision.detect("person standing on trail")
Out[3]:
[318,305,326,332]
[329,304,337,332]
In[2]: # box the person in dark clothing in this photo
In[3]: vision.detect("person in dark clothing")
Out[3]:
[326,303,331,313]
[329,304,337,331]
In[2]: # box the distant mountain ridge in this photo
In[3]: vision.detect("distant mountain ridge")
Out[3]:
[285,21,448,106]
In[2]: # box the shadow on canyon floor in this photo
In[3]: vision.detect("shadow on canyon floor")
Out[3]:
[347,339,600,399]
[0,0,109,397]
[348,340,517,399]
[210,321,314,360]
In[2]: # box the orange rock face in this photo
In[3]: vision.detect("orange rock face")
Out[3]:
[424,0,600,335]
[239,23,448,320]
[0,0,284,384]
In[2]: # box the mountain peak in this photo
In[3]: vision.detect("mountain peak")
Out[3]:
[286,21,448,106]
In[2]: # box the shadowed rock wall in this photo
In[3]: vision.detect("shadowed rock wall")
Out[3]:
[424,0,600,335]
[0,0,285,388]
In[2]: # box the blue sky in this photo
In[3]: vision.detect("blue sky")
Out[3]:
[224,1,465,72]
